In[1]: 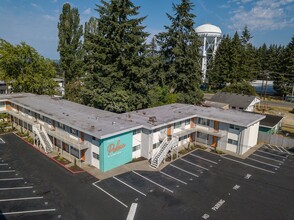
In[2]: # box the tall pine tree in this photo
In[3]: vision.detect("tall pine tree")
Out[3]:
[156,0,202,104]
[83,0,149,113]
[57,3,83,100]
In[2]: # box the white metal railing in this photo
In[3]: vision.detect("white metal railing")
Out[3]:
[46,128,90,150]
[150,137,178,169]
[40,126,53,152]
[33,124,50,153]
[151,137,167,162]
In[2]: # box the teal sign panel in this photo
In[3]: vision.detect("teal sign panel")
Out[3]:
[100,131,133,172]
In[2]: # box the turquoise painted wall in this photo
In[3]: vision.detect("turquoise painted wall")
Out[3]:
[259,126,273,134]
[100,131,133,172]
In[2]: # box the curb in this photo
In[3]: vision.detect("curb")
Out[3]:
[13,133,85,174]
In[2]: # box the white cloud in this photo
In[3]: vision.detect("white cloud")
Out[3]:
[83,8,91,15]
[31,3,38,8]
[228,0,294,31]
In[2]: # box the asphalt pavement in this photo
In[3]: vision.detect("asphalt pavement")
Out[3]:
[0,133,294,220]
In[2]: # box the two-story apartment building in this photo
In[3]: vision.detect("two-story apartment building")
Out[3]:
[0,93,265,172]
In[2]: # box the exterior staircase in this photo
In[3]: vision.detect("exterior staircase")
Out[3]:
[33,125,53,153]
[150,137,178,169]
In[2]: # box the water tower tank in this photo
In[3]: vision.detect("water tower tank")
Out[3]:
[195,24,222,83]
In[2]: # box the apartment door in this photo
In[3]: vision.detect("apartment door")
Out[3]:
[81,150,86,161]
[211,136,218,148]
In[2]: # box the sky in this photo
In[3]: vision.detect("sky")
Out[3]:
[0,0,293,59]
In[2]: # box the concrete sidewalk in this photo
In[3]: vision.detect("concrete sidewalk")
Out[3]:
[81,159,155,180]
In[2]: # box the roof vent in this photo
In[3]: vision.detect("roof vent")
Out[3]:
[148,116,157,123]
[112,121,116,125]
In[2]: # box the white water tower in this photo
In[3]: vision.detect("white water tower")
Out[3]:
[195,24,222,83]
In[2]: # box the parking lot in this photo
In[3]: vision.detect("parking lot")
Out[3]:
[93,145,294,220]
[0,133,294,220]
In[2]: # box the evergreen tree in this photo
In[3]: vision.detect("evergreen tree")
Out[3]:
[208,35,231,89]
[274,36,294,96]
[57,3,83,98]
[156,0,202,104]
[0,39,57,94]
[240,26,256,81]
[83,0,149,112]
[222,81,256,96]
[229,32,242,83]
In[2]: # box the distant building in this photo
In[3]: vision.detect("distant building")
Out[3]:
[259,114,283,134]
[53,78,65,97]
[203,100,229,110]
[0,81,11,94]
[250,80,277,96]
[210,92,261,112]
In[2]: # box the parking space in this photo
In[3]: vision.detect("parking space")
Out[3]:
[92,146,294,220]
[263,143,293,155]
[221,146,289,175]
[1,132,294,220]
[0,133,132,220]
[0,157,56,219]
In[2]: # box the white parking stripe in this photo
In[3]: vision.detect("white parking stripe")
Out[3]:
[180,158,209,170]
[265,144,275,150]
[1,209,56,216]
[0,170,15,173]
[257,150,287,159]
[132,171,174,193]
[253,153,284,163]
[247,157,280,168]
[113,176,146,196]
[0,186,33,191]
[276,146,284,152]
[126,203,137,220]
[0,196,43,202]
[221,156,275,174]
[160,171,188,185]
[0,163,8,166]
[169,164,199,178]
[92,182,128,208]
[262,145,289,154]
[190,154,218,164]
[0,178,24,181]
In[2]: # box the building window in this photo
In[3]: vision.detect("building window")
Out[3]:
[70,147,80,158]
[228,139,238,145]
[70,127,77,135]
[198,118,210,126]
[93,152,99,160]
[174,121,182,129]
[92,136,98,141]
[153,142,160,149]
[0,102,5,107]
[229,124,240,130]
[197,132,208,140]
[58,122,64,129]
[133,129,142,135]
[185,119,190,125]
[232,106,236,109]
[153,126,165,132]
[133,144,141,152]
[179,135,188,141]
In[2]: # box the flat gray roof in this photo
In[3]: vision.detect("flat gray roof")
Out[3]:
[123,103,265,128]
[0,94,265,138]
[0,94,141,139]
